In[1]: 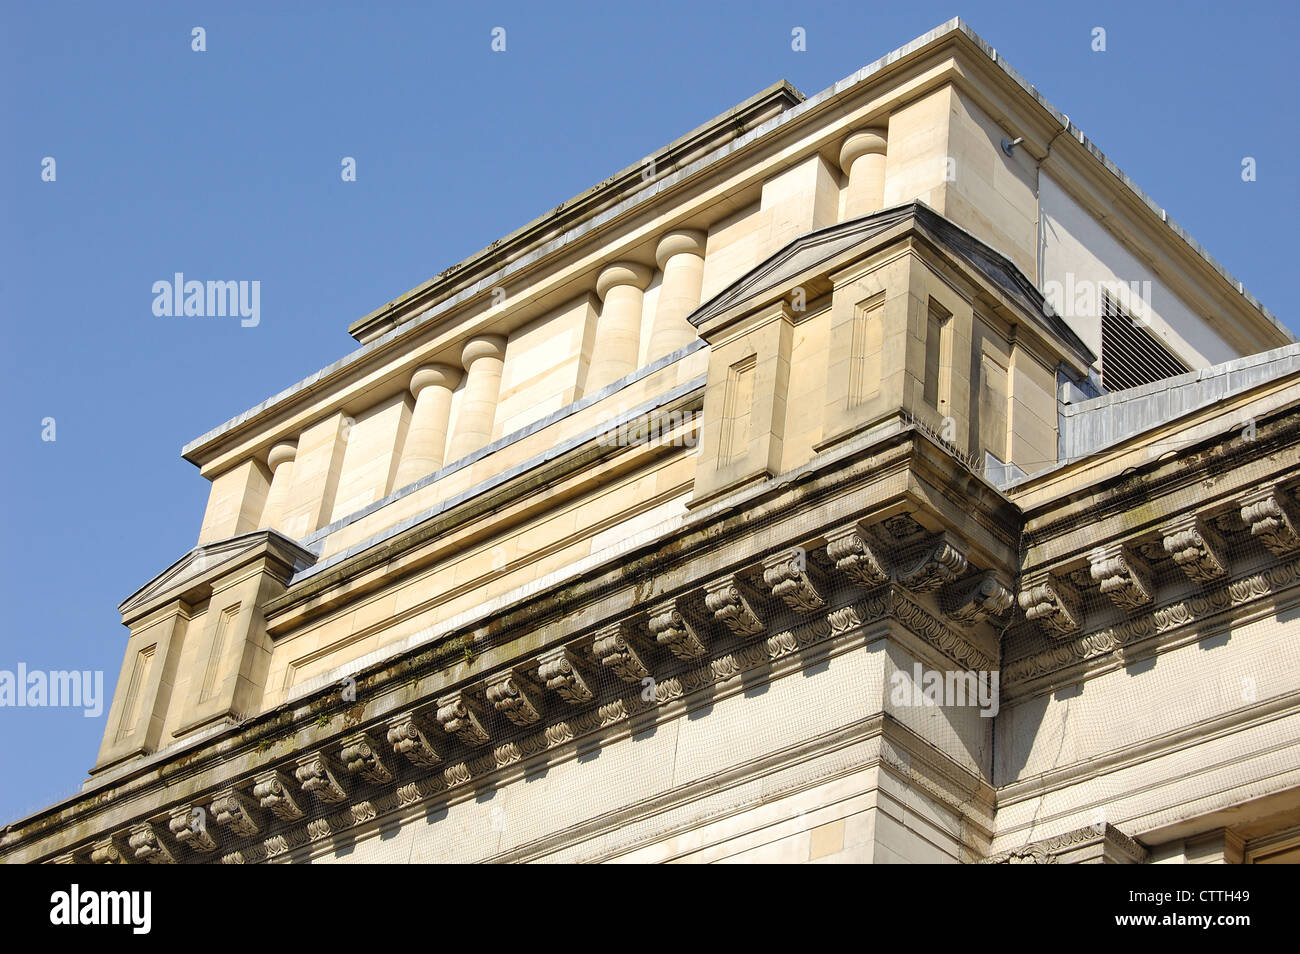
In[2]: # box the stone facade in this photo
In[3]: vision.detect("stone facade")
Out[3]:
[4,19,1298,865]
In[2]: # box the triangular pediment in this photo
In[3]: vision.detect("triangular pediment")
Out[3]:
[689,204,918,329]
[118,530,316,619]
[688,200,1095,365]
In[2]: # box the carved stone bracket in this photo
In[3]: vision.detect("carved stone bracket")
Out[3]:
[825,525,889,589]
[340,732,393,785]
[252,769,306,820]
[294,752,349,804]
[1160,514,1227,582]
[485,671,544,726]
[591,621,652,682]
[1240,485,1300,555]
[168,804,217,853]
[89,834,132,864]
[941,571,1013,625]
[536,646,593,704]
[1017,572,1082,638]
[211,788,263,837]
[762,549,826,612]
[894,533,968,593]
[702,576,765,638]
[647,598,708,659]
[128,822,176,864]
[436,691,492,746]
[386,713,443,767]
[1088,544,1153,610]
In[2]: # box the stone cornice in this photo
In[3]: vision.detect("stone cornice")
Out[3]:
[1,469,1010,861]
[12,426,1299,861]
[1019,397,1300,564]
[1005,553,1300,692]
[207,582,990,865]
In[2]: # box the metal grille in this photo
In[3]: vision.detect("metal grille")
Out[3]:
[1100,292,1188,391]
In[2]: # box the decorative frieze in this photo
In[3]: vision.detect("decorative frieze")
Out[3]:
[86,572,1030,865]
[485,672,544,726]
[340,732,393,785]
[1240,485,1300,555]
[211,788,263,837]
[824,525,889,589]
[762,549,826,611]
[252,769,305,820]
[396,778,443,807]
[168,805,217,853]
[386,713,443,767]
[941,571,1013,625]
[1017,573,1082,637]
[294,752,349,804]
[702,576,765,638]
[1161,514,1227,582]
[436,691,491,746]
[884,586,998,672]
[591,621,651,682]
[128,822,176,864]
[263,829,306,859]
[647,598,708,659]
[1088,544,1153,610]
[536,646,593,704]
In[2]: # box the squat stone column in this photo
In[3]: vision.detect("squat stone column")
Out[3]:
[588,262,653,392]
[446,335,507,462]
[394,363,462,487]
[647,229,707,361]
[260,440,298,533]
[839,128,889,220]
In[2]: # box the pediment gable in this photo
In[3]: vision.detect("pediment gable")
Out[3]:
[118,530,316,618]
[689,200,1095,366]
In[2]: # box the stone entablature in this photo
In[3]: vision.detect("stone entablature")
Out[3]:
[13,403,1300,863]
[5,425,1018,864]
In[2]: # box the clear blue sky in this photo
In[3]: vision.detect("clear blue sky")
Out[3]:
[1,0,1296,826]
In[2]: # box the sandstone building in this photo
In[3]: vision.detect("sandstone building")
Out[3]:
[4,19,1299,864]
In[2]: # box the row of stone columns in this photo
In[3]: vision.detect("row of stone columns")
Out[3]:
[257,335,508,533]
[586,227,708,392]
[257,132,887,533]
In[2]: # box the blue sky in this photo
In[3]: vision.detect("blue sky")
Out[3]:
[1,0,1296,825]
